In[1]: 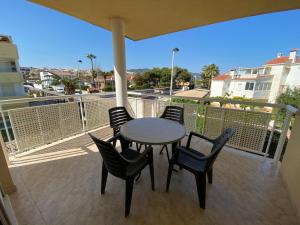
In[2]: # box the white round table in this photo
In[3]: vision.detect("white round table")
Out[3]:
[120,118,186,146]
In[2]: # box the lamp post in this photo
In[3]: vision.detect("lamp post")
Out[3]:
[170,48,179,100]
[77,59,82,92]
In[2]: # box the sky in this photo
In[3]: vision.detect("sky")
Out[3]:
[1,1,300,73]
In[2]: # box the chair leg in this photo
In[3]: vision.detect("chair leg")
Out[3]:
[149,152,155,191]
[195,173,206,209]
[125,177,134,217]
[165,146,170,161]
[101,163,108,194]
[166,162,174,192]
[159,145,167,155]
[112,139,117,147]
[207,169,213,184]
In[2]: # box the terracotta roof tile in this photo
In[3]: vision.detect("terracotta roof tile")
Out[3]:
[212,75,230,81]
[265,56,300,65]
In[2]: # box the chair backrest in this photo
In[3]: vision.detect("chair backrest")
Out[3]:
[205,128,235,171]
[88,134,127,178]
[160,106,184,124]
[109,106,133,135]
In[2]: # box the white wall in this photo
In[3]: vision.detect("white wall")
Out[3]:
[40,71,53,87]
[210,80,226,97]
[268,65,285,103]
[284,64,300,88]
[228,80,254,98]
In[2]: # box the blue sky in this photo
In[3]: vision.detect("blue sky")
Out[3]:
[1,1,300,73]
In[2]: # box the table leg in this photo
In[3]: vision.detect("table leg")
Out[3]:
[171,142,179,172]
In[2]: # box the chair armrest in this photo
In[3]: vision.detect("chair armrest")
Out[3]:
[186,132,214,149]
[124,147,153,164]
[179,147,209,161]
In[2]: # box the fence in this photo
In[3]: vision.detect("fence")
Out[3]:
[0,94,116,154]
[128,95,297,159]
[0,93,297,163]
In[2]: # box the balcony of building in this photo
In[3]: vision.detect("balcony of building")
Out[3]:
[0,94,299,225]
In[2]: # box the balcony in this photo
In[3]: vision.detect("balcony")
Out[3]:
[0,94,299,225]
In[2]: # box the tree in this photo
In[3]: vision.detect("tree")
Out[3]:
[200,64,220,89]
[87,53,97,86]
[175,67,192,83]
[277,88,300,108]
[50,74,62,86]
[132,74,149,89]
[61,78,79,95]
[102,70,114,91]
[50,74,78,95]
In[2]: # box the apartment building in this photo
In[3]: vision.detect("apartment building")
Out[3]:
[0,35,25,100]
[210,49,300,103]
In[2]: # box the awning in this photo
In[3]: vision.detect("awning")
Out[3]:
[29,0,300,40]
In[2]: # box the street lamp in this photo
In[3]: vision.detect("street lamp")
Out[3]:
[77,60,82,92]
[170,48,179,100]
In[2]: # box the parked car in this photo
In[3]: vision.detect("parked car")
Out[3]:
[56,87,64,93]
[75,89,82,95]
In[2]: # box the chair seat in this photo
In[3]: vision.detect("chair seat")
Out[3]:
[121,148,148,177]
[121,148,141,159]
[176,147,206,173]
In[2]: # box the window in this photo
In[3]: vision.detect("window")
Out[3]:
[245,82,254,90]
[0,84,16,97]
[264,67,271,74]
[255,83,263,91]
[245,69,252,74]
[0,61,17,72]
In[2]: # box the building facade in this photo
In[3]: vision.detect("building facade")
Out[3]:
[210,49,300,103]
[0,35,25,100]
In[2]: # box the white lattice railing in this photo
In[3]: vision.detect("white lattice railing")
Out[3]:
[0,94,116,154]
[127,94,297,160]
[0,93,297,163]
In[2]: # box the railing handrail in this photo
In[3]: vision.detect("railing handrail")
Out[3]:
[0,92,115,106]
[0,91,297,114]
[131,93,296,112]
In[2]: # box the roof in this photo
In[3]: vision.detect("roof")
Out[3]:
[265,56,300,65]
[212,75,230,81]
[29,0,300,41]
[174,89,209,98]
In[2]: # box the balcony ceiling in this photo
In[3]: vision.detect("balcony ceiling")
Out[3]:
[29,0,300,40]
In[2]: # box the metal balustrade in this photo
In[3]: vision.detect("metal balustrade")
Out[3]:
[0,93,297,163]
[125,96,293,158]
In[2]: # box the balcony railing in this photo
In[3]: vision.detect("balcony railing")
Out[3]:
[0,93,297,163]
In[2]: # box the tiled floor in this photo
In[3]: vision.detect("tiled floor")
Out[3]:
[8,128,300,225]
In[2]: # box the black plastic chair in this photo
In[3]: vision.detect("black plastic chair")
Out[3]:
[159,105,184,160]
[89,134,155,217]
[166,128,235,209]
[108,106,133,147]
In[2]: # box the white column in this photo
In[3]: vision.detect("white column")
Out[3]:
[111,18,127,106]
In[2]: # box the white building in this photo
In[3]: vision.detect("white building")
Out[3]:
[39,71,54,88]
[210,49,300,103]
[0,35,25,100]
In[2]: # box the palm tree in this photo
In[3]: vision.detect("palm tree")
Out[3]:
[61,77,79,95]
[200,64,220,89]
[50,74,78,95]
[87,53,97,87]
